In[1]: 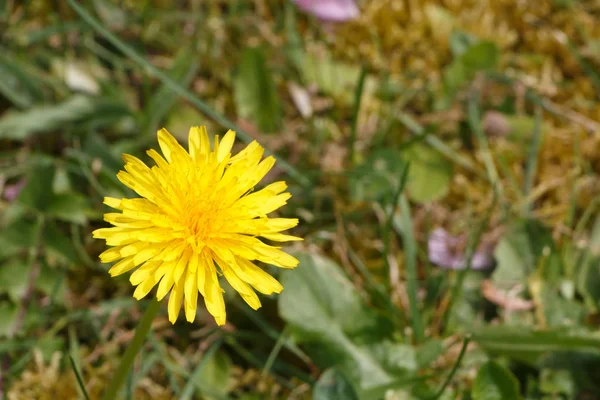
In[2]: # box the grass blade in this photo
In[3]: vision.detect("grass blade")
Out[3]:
[467,94,504,199]
[69,355,91,400]
[397,194,425,343]
[522,105,543,215]
[430,336,471,399]
[349,65,367,165]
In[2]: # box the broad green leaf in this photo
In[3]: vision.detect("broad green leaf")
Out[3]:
[45,193,89,224]
[302,52,375,105]
[472,326,600,366]
[529,275,586,328]
[539,369,575,397]
[17,165,90,223]
[416,339,445,369]
[0,302,18,338]
[17,166,55,211]
[279,252,396,390]
[313,369,359,400]
[449,31,479,57]
[462,41,499,72]
[577,256,600,310]
[443,38,499,100]
[44,221,80,266]
[539,351,600,394]
[349,149,406,203]
[369,342,418,373]
[472,361,521,400]
[37,261,66,304]
[493,219,556,284]
[0,218,38,261]
[0,54,45,108]
[233,47,282,133]
[403,143,453,203]
[0,258,31,302]
[0,95,96,140]
[195,350,233,397]
[52,165,71,194]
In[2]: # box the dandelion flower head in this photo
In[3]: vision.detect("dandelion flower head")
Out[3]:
[93,127,301,325]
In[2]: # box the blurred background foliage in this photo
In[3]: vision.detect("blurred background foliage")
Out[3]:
[2,0,600,399]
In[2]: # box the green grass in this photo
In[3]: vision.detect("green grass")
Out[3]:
[1,1,600,399]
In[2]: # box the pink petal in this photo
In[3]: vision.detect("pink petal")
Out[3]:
[293,0,359,22]
[428,228,494,271]
[2,180,26,202]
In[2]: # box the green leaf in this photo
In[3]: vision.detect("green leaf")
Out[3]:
[17,165,90,223]
[403,143,453,203]
[0,95,98,140]
[45,193,89,224]
[416,339,445,369]
[443,39,499,100]
[0,301,18,338]
[17,166,55,210]
[279,252,396,390]
[529,275,586,328]
[369,342,418,373]
[0,54,45,108]
[313,369,359,400]
[449,31,479,57]
[0,218,38,261]
[472,326,600,366]
[349,149,405,203]
[302,52,373,105]
[539,368,575,397]
[37,262,66,304]
[462,41,499,72]
[52,165,71,194]
[233,47,282,133]
[493,219,556,284]
[539,351,600,394]
[472,361,521,400]
[0,258,31,302]
[195,350,233,397]
[44,221,80,266]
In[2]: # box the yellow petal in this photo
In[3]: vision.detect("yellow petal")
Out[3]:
[204,259,226,325]
[261,233,303,242]
[184,268,198,322]
[222,265,261,310]
[235,258,283,295]
[99,246,124,263]
[157,128,187,164]
[108,257,136,277]
[156,262,176,301]
[130,261,161,286]
[168,277,185,324]
[173,248,192,282]
[133,263,161,300]
[146,149,169,170]
[217,130,236,162]
[254,244,299,269]
[103,197,122,209]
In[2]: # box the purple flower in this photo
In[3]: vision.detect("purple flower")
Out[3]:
[428,228,494,271]
[292,0,359,22]
[2,180,25,202]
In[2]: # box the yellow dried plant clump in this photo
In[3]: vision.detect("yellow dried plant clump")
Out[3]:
[93,127,301,325]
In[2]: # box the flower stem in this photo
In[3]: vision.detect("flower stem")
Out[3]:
[103,299,161,400]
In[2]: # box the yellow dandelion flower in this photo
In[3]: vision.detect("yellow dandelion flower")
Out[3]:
[93,127,301,325]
